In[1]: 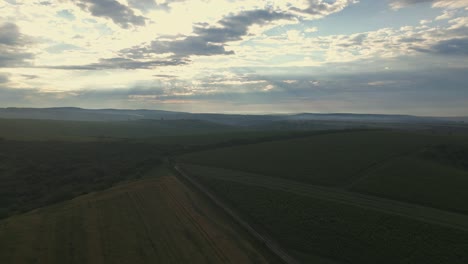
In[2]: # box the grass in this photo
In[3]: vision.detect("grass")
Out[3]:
[0,169,279,264]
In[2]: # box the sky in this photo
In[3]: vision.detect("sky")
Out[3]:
[0,0,467,116]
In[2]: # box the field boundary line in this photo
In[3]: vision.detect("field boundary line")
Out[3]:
[344,147,428,189]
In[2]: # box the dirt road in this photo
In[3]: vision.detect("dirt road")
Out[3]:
[173,165,300,264]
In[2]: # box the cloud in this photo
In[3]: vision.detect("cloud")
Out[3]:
[291,0,358,18]
[44,57,188,70]
[390,0,433,9]
[153,74,178,78]
[432,0,468,9]
[0,22,26,46]
[0,73,10,84]
[71,0,146,28]
[21,74,39,80]
[436,10,456,20]
[0,23,34,68]
[244,12,468,67]
[0,52,34,68]
[305,27,319,33]
[424,37,468,55]
[390,0,468,9]
[123,9,293,59]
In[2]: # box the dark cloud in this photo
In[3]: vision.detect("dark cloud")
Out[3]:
[72,0,146,28]
[0,52,34,67]
[123,9,293,59]
[0,23,34,68]
[337,33,367,47]
[94,57,188,69]
[153,74,178,78]
[399,37,426,43]
[147,37,234,57]
[0,23,24,46]
[21,74,39,80]
[429,38,468,56]
[44,57,188,70]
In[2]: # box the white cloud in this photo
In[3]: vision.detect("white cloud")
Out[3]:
[305,27,319,33]
[390,0,468,10]
[420,19,432,24]
[436,10,456,20]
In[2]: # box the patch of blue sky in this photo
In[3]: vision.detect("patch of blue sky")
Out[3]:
[56,10,75,21]
[45,43,82,54]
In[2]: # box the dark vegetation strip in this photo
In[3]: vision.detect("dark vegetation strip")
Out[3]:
[0,140,162,219]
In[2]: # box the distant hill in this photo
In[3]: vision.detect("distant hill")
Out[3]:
[0,107,186,121]
[1,107,465,126]
[0,118,235,141]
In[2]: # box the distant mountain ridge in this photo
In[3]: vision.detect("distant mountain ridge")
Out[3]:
[0,107,466,125]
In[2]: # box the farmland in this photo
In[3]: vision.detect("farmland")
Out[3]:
[2,115,468,264]
[0,168,279,264]
[179,174,468,264]
[350,154,468,214]
[178,129,468,263]
[179,130,464,186]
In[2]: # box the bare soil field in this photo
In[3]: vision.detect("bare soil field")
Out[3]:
[0,169,277,264]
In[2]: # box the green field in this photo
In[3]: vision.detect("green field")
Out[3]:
[180,164,468,231]
[351,155,468,214]
[185,174,468,263]
[178,130,468,263]
[180,130,463,186]
[0,169,279,264]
